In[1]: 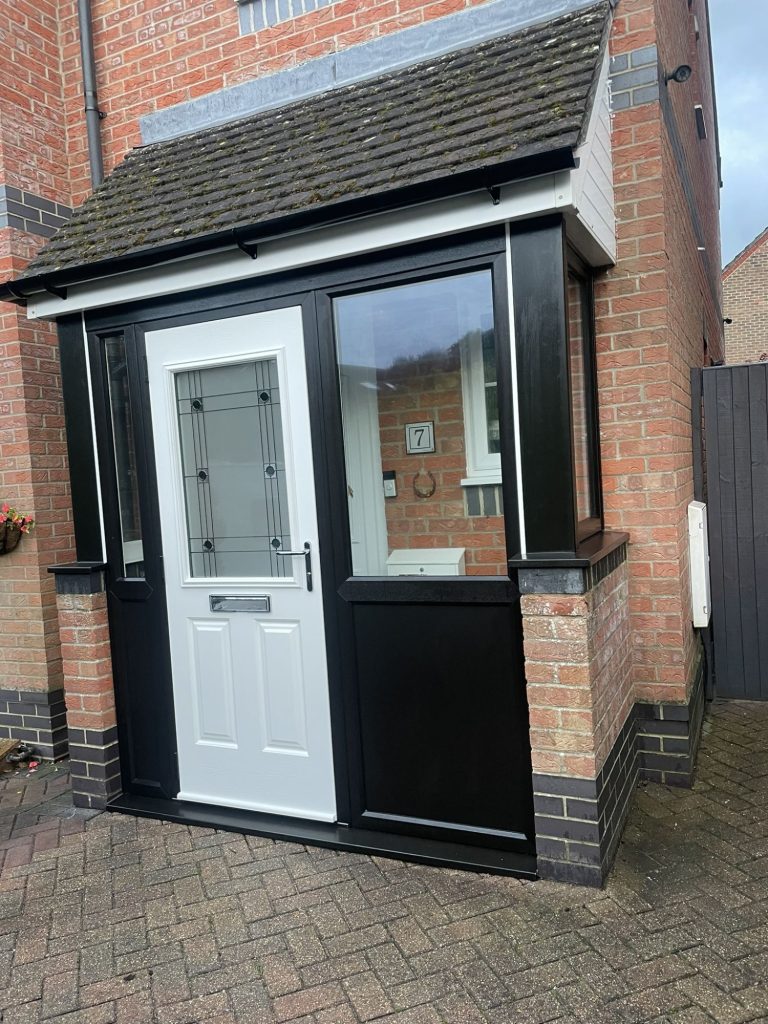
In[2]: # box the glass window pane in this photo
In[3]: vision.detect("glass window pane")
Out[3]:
[334,270,508,578]
[567,273,597,524]
[174,359,292,579]
[104,336,144,578]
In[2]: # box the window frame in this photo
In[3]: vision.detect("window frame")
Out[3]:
[566,249,603,543]
[460,328,502,485]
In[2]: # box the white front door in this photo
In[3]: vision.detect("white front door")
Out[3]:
[146,307,336,821]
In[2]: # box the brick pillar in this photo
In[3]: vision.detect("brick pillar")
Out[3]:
[520,539,635,886]
[50,563,121,809]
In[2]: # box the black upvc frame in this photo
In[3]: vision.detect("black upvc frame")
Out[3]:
[73,227,536,850]
[56,217,613,862]
[508,214,604,562]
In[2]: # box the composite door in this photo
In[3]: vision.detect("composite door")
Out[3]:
[146,307,336,819]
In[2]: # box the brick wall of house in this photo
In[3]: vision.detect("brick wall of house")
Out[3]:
[592,0,721,720]
[57,0,502,206]
[0,0,76,724]
[722,229,768,364]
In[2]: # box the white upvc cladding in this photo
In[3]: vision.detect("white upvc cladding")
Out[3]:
[27,64,614,322]
[570,51,616,263]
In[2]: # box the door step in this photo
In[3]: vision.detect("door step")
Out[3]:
[109,794,538,879]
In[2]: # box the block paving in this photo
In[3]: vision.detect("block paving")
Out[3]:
[1,700,767,1023]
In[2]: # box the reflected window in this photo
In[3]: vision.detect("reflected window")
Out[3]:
[104,336,144,577]
[334,270,508,578]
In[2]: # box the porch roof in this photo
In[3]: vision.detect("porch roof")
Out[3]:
[4,1,610,299]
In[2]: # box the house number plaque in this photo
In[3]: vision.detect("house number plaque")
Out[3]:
[405,421,435,454]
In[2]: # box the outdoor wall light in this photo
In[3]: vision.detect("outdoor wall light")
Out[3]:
[665,64,693,84]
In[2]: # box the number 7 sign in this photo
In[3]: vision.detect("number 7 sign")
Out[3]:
[405,421,435,454]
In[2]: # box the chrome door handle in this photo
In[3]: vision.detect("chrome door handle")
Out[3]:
[275,541,313,591]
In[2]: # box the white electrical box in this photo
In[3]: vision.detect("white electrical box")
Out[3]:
[386,548,466,576]
[688,501,711,627]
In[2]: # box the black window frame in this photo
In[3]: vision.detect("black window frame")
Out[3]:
[566,248,603,544]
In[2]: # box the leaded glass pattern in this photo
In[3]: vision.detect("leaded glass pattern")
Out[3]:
[175,359,292,578]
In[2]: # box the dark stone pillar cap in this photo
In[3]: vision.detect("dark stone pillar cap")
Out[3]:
[48,562,107,595]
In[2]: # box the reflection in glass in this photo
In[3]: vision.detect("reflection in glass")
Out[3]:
[567,272,597,526]
[334,271,507,578]
[175,359,292,578]
[104,336,144,578]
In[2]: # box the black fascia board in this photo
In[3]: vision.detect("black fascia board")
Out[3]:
[0,146,576,306]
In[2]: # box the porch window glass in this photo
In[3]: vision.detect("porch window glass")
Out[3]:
[567,269,601,534]
[334,270,508,577]
[104,335,145,578]
[174,359,292,578]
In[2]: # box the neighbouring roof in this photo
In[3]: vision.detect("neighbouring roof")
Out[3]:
[722,226,768,280]
[6,1,610,297]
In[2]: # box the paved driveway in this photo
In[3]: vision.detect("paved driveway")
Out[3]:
[1,700,767,1024]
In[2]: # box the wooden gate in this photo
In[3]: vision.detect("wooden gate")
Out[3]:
[699,363,768,700]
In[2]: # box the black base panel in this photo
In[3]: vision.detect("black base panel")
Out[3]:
[108,795,538,879]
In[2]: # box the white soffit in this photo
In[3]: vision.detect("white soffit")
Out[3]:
[27,168,616,321]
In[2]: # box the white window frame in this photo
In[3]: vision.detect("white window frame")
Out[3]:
[460,332,501,486]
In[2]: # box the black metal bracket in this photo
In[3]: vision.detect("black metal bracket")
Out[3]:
[488,185,501,206]
[232,228,258,259]
[42,279,68,300]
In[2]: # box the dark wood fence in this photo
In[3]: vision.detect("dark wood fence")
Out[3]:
[700,363,768,700]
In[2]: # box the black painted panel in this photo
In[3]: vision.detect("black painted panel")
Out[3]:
[704,363,768,700]
[89,326,179,799]
[508,217,576,557]
[351,601,534,848]
[58,316,103,561]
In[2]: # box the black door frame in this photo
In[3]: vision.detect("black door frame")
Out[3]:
[82,225,535,854]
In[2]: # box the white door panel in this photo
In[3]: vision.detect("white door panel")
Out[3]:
[146,307,336,821]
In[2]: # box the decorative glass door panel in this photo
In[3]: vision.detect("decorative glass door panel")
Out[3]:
[146,308,336,821]
[174,359,292,578]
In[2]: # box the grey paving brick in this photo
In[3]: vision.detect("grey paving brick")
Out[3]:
[1,702,767,1023]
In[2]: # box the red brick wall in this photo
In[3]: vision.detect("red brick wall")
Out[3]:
[0,0,76,696]
[722,231,768,364]
[592,0,721,711]
[57,0,500,206]
[56,591,116,732]
[523,559,633,778]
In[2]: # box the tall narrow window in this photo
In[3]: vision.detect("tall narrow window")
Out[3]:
[104,336,145,577]
[566,267,601,539]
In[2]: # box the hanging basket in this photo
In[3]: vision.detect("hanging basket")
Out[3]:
[0,522,22,555]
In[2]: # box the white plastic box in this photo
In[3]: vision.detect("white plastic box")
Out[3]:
[386,548,466,576]
[688,500,711,627]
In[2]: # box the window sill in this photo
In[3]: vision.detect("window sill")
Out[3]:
[507,531,629,570]
[461,475,502,487]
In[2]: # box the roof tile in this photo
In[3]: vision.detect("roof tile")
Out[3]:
[23,1,610,281]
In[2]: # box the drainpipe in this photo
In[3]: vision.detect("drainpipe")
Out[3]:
[77,0,104,188]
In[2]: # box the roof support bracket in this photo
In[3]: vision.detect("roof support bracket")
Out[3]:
[487,185,501,206]
[232,229,258,259]
[42,280,68,301]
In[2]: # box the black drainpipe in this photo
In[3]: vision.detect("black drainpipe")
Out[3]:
[77,0,104,188]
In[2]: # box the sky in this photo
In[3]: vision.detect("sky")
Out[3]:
[709,0,768,267]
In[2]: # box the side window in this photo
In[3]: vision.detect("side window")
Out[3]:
[104,334,145,577]
[566,262,602,539]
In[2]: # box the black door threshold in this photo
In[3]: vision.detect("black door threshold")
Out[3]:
[109,794,538,879]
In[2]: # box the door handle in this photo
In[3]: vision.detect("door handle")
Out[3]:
[276,541,313,591]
